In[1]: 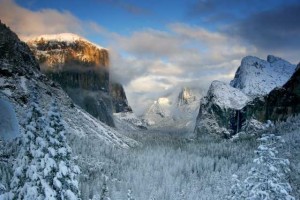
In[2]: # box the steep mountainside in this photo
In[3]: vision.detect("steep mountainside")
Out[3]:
[110,82,132,113]
[27,34,132,127]
[144,87,203,130]
[0,22,136,145]
[195,55,298,137]
[230,55,296,97]
[241,64,300,123]
[194,81,250,137]
[0,22,137,193]
[0,21,137,152]
[143,97,173,127]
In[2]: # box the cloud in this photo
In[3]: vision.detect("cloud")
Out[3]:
[111,29,183,58]
[0,0,108,40]
[230,4,300,51]
[187,0,299,24]
[108,23,256,114]
[96,0,150,15]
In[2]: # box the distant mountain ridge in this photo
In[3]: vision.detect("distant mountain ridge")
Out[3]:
[144,87,204,131]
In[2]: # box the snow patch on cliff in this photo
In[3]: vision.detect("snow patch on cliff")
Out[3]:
[208,81,250,110]
[27,33,105,50]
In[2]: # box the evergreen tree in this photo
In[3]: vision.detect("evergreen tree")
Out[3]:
[229,134,295,200]
[100,177,110,200]
[10,101,47,200]
[127,189,134,200]
[7,100,80,200]
[41,100,80,200]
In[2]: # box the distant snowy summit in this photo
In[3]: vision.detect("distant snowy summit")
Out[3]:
[230,55,296,97]
[143,87,204,130]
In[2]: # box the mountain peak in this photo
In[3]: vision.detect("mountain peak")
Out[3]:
[267,55,282,63]
[208,81,249,110]
[157,97,171,105]
[177,87,197,106]
[230,55,296,97]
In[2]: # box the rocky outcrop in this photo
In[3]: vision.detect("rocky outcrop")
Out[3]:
[195,56,298,138]
[0,21,136,146]
[194,81,250,137]
[0,23,39,76]
[27,34,116,126]
[109,82,132,113]
[27,34,135,127]
[177,87,197,106]
[0,21,138,197]
[143,87,203,130]
[241,64,300,123]
[27,33,109,71]
[143,97,172,127]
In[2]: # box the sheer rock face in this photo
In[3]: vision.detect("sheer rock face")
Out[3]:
[27,33,109,71]
[27,34,115,126]
[241,64,300,123]
[195,56,299,137]
[0,21,136,146]
[109,82,132,113]
[0,23,39,77]
[143,87,203,131]
[194,81,250,137]
[177,87,197,106]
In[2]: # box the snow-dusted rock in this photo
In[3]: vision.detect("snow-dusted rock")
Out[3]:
[27,33,132,127]
[230,55,296,97]
[195,55,298,137]
[207,81,249,110]
[143,97,174,127]
[195,81,249,137]
[143,87,204,131]
[113,112,147,131]
[0,22,137,147]
[240,64,300,124]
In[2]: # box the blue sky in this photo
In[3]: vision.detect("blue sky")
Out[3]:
[1,0,300,114]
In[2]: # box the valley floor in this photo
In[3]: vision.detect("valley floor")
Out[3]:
[1,118,299,200]
[79,129,258,200]
[78,116,300,200]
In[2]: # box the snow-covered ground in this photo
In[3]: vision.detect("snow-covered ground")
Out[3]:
[74,114,300,200]
[1,112,299,200]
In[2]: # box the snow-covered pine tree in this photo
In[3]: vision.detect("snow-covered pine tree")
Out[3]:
[0,183,6,195]
[228,134,295,200]
[9,100,47,200]
[41,100,80,200]
[100,177,110,200]
[127,189,134,200]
